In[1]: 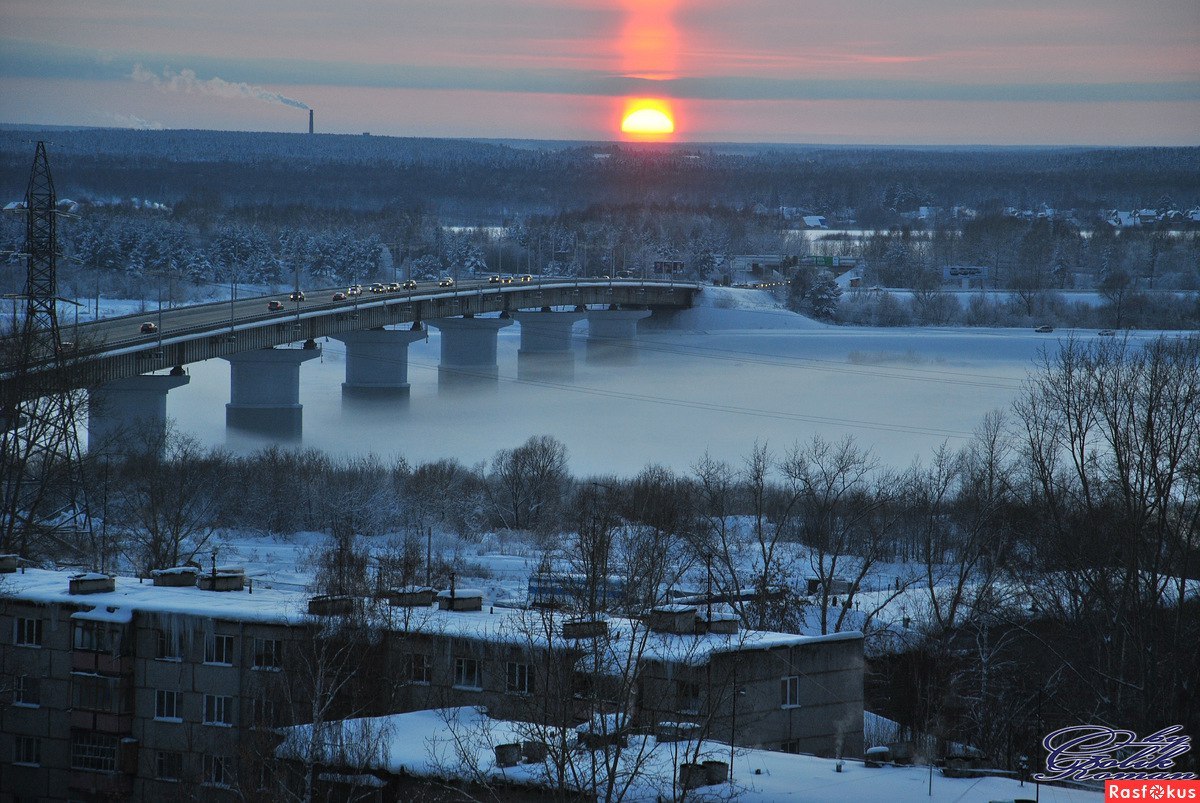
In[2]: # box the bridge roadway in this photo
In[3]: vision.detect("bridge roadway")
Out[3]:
[2,277,700,400]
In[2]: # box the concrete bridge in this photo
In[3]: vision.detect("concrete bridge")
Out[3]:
[1,278,700,449]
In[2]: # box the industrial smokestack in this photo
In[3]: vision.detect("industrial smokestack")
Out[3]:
[308,109,314,135]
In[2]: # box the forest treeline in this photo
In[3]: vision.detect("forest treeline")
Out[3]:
[1,129,1197,322]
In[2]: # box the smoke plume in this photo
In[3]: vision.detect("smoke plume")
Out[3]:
[131,64,310,110]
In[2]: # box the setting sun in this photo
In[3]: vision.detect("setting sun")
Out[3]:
[620,101,675,139]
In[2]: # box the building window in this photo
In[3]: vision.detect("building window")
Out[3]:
[156,750,183,781]
[73,621,115,653]
[202,754,233,787]
[14,617,43,646]
[676,680,702,714]
[13,674,40,707]
[204,694,234,726]
[781,675,801,708]
[253,695,276,728]
[14,736,41,766]
[506,662,533,695]
[155,689,181,721]
[408,653,432,684]
[454,657,481,689]
[71,732,118,772]
[253,638,283,670]
[72,675,124,714]
[156,628,182,661]
[205,633,235,665]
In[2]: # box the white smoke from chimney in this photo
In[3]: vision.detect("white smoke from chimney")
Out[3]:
[132,64,310,110]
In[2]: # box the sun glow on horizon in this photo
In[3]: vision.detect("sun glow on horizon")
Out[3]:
[620,99,675,139]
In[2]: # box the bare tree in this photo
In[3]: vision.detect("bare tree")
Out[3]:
[111,429,228,575]
[487,435,570,535]
[1011,335,1200,735]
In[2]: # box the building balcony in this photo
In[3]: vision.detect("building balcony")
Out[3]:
[70,709,134,734]
[69,770,134,796]
[71,651,133,675]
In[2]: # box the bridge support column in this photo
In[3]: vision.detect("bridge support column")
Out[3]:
[427,315,513,390]
[512,309,585,381]
[88,371,191,455]
[332,326,426,398]
[586,308,652,365]
[223,345,320,439]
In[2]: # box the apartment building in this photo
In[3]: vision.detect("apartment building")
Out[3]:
[1,567,863,800]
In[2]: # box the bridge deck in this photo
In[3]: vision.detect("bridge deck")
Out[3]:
[2,279,700,399]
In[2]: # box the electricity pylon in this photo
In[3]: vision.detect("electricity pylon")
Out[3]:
[0,142,95,564]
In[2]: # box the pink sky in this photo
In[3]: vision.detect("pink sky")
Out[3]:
[1,0,1197,144]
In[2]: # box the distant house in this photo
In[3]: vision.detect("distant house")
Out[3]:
[942,265,989,288]
[802,215,829,229]
[1108,210,1140,228]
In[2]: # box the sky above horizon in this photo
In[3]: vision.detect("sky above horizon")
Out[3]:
[1,0,1198,146]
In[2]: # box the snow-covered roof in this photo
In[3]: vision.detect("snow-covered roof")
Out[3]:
[436,588,483,599]
[70,605,134,624]
[0,569,860,666]
[2,568,304,624]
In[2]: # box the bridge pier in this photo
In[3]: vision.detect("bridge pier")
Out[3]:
[586,307,652,365]
[427,315,513,390]
[332,326,426,398]
[512,309,585,381]
[223,345,320,439]
[87,371,191,455]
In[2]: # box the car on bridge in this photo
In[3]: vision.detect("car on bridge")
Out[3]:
[332,291,347,301]
[386,282,401,292]
[438,277,455,287]
[516,273,533,282]
[290,290,306,301]
[267,300,285,311]
[369,283,386,293]
[139,322,158,334]
[402,279,417,290]
[347,285,362,296]
[488,274,503,284]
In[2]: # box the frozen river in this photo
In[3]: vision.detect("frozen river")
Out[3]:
[156,314,1087,477]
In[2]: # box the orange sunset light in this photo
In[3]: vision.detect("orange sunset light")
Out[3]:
[620,100,676,139]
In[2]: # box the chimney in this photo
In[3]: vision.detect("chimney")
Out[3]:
[309,109,314,135]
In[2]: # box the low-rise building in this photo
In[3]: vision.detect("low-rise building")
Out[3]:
[1,567,864,799]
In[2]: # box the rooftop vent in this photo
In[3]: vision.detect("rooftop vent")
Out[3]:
[384,586,435,608]
[150,566,199,587]
[436,588,483,612]
[562,618,609,640]
[197,567,245,592]
[68,572,115,595]
[307,595,359,616]
[695,603,740,635]
[647,604,697,634]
